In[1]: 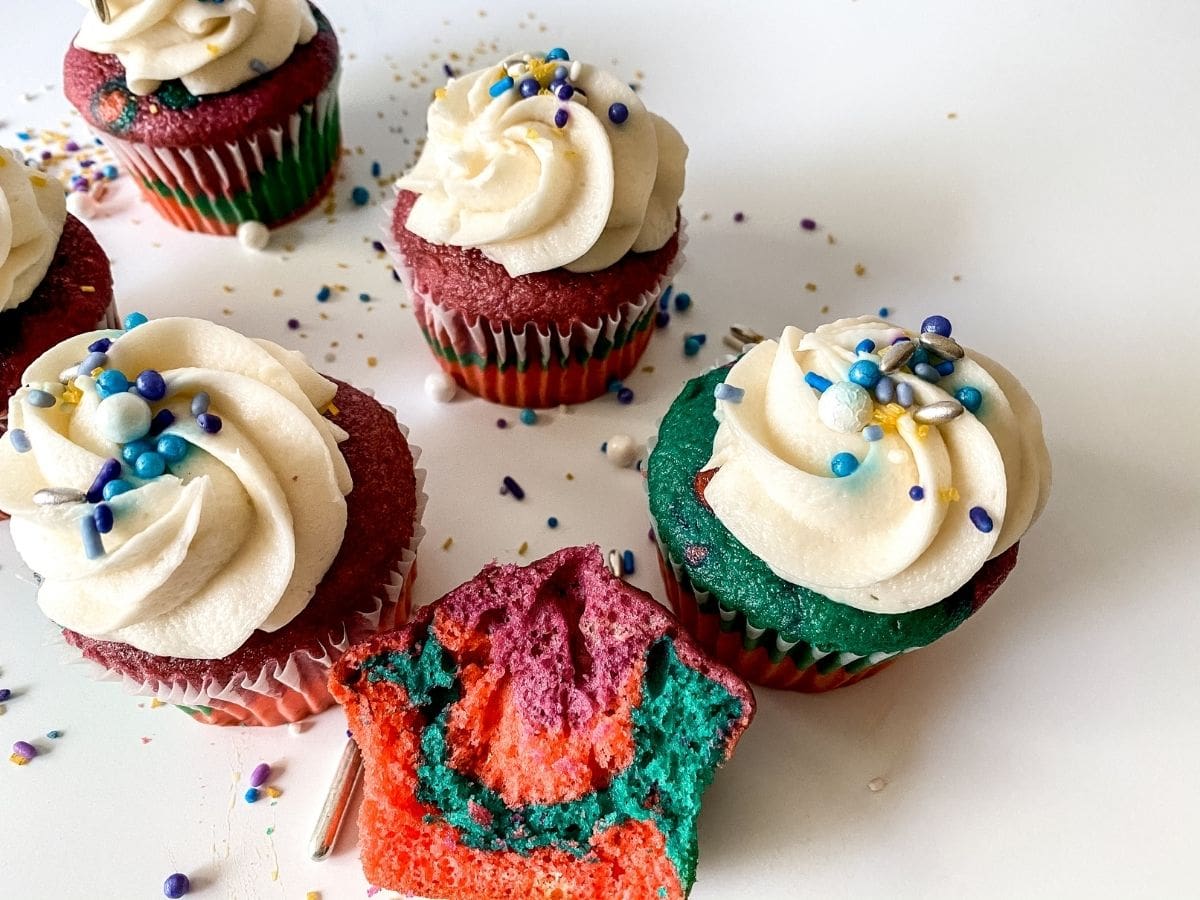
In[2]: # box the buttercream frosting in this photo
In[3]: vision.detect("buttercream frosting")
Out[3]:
[73,0,317,97]
[0,317,351,658]
[704,317,1051,613]
[397,49,687,276]
[0,148,67,312]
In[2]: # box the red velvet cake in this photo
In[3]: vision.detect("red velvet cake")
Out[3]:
[330,546,754,899]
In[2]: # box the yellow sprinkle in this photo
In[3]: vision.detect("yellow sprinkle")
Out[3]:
[90,367,105,378]
[325,401,339,416]
[565,473,574,480]
[854,263,867,277]
[434,87,447,100]
[872,403,906,432]
[564,149,578,158]
[265,786,282,798]
[0,156,6,167]
[79,285,95,293]
[206,43,220,56]
[150,698,165,709]
[30,174,47,187]
[62,383,83,405]
[804,282,817,292]
[9,754,29,766]
[526,128,540,140]
[148,103,159,115]
[306,893,322,900]
[518,541,529,556]
[366,356,378,368]
[917,424,930,439]
[442,537,453,550]
[939,487,960,503]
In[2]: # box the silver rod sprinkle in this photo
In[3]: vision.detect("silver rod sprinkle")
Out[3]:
[33,487,87,506]
[879,341,915,374]
[92,0,111,23]
[308,738,363,862]
[918,332,965,360]
[913,400,966,425]
[607,549,623,579]
[729,325,766,345]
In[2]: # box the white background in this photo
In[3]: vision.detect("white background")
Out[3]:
[2,1,1198,898]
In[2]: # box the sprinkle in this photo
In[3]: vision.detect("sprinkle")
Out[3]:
[46,730,62,739]
[867,777,888,792]
[95,369,130,399]
[673,291,691,311]
[496,418,508,429]
[877,305,888,315]
[608,102,629,124]
[123,312,148,331]
[909,485,925,501]
[617,387,635,404]
[316,285,331,302]
[286,318,300,330]
[848,359,882,389]
[0,689,9,702]
[9,754,29,766]
[157,434,188,464]
[969,506,994,532]
[245,787,261,803]
[546,516,559,529]
[921,314,953,337]
[351,186,371,206]
[34,487,87,506]
[801,218,817,231]
[519,77,540,97]
[830,452,860,478]
[913,400,965,425]
[804,372,833,392]
[264,786,282,799]
[913,362,941,382]
[554,108,569,128]
[424,372,457,403]
[8,429,31,453]
[88,338,113,354]
[656,310,671,328]
[863,425,884,442]
[501,476,525,500]
[733,211,745,222]
[879,341,915,375]
[196,413,223,434]
[26,388,55,408]
[874,376,895,404]
[622,549,636,575]
[78,350,108,376]
[81,516,105,559]
[546,47,570,60]
[605,434,638,468]
[86,458,122,503]
[519,408,538,425]
[237,220,269,251]
[136,370,166,402]
[713,383,745,403]
[149,409,176,437]
[895,381,915,408]
[855,339,876,354]
[940,487,960,502]
[659,285,673,309]
[489,75,515,97]
[683,336,702,356]
[359,292,371,302]
[190,392,210,416]
[956,386,983,413]
[134,451,167,478]
[102,479,133,500]
[919,332,964,360]
[934,359,955,377]
[163,873,191,899]
[93,504,114,535]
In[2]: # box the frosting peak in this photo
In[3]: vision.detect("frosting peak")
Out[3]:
[397,49,687,276]
[0,317,351,658]
[0,148,67,312]
[73,0,317,96]
[704,317,1051,614]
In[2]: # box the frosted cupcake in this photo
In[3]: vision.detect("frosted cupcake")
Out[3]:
[1,146,116,435]
[389,47,687,407]
[0,316,423,725]
[63,0,341,235]
[648,315,1051,691]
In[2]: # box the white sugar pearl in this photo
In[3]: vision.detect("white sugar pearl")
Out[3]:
[66,191,99,220]
[95,392,152,444]
[236,220,269,251]
[605,434,639,468]
[424,371,457,403]
[569,60,582,80]
[817,381,873,434]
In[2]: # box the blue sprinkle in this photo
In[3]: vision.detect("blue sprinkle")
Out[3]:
[554,66,569,80]
[922,315,953,337]
[687,333,707,346]
[878,307,890,318]
[554,108,569,128]
[659,285,673,310]
[874,376,895,404]
[149,409,176,437]
[136,370,167,402]
[557,83,574,101]
[547,516,559,529]
[863,425,884,442]
[442,63,454,78]
[93,503,114,535]
[122,440,153,463]
[489,76,515,98]
[909,485,925,501]
[190,392,210,416]
[197,413,222,435]
[87,338,113,354]
[519,78,540,98]
[122,312,148,331]
[956,386,983,413]
[15,131,29,140]
[78,351,108,376]
[371,240,385,252]
[86,458,121,503]
[96,370,130,398]
[102,479,134,500]
[895,381,915,407]
[600,442,608,453]
[546,47,570,61]
[359,292,371,302]
[848,359,882,389]
[969,506,994,533]
[135,452,166,479]
[351,186,370,206]
[501,475,525,500]
[102,164,118,180]
[27,389,56,408]
[935,359,955,377]
[0,688,10,702]
[913,362,941,382]
[831,452,859,477]
[617,387,635,404]
[910,347,930,367]
[46,730,62,739]
[683,336,702,357]
[316,285,331,302]
[855,339,876,354]
[249,58,269,75]
[9,429,31,453]
[81,516,105,560]
[673,292,691,312]
[714,383,745,403]
[519,408,537,425]
[608,102,629,124]
[245,788,261,804]
[804,372,832,393]
[622,549,636,575]
[371,161,382,177]
[655,310,671,328]
[157,434,188,463]
[606,377,623,393]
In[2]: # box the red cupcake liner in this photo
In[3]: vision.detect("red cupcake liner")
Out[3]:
[654,542,1020,693]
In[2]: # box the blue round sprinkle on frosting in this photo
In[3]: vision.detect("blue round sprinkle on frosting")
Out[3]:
[122,439,153,464]
[136,370,167,402]
[969,506,994,532]
[956,386,983,413]
[909,485,925,501]
[831,452,859,477]
[93,503,115,535]
[135,452,167,479]
[848,359,882,389]
[935,359,955,377]
[608,102,629,124]
[157,434,189,463]
[546,47,570,60]
[123,312,148,331]
[102,479,134,500]
[196,413,223,435]
[910,346,930,367]
[554,108,569,128]
[96,370,130,399]
[862,424,884,442]
[922,315,953,337]
[519,77,540,98]
[855,339,876,355]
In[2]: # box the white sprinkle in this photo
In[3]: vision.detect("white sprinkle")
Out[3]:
[605,434,639,468]
[569,60,582,80]
[288,721,306,736]
[424,371,457,403]
[867,776,888,792]
[237,220,269,251]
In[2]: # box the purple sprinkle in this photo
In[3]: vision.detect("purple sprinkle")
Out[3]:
[86,458,122,503]
[88,337,113,353]
[909,485,925,501]
[66,140,80,152]
[557,84,574,101]
[800,218,817,231]
[608,102,629,124]
[0,688,11,702]
[80,158,95,168]
[655,310,671,328]
[733,212,746,223]
[93,503,114,535]
[371,240,385,252]
[249,58,269,75]
[12,741,37,760]
[163,873,190,899]
[969,506,994,533]
[149,409,176,437]
[442,63,455,77]
[501,476,525,500]
[249,762,272,788]
[392,268,401,282]
[496,418,508,429]
[196,413,222,435]
[617,387,635,404]
[287,318,300,330]
[554,108,569,128]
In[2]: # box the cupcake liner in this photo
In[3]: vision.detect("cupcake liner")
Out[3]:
[97,80,341,236]
[386,195,688,407]
[64,420,427,727]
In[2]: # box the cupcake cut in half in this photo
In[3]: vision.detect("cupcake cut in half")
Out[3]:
[648,315,1051,691]
[0,316,423,725]
[389,47,688,408]
[330,545,754,899]
[64,0,341,236]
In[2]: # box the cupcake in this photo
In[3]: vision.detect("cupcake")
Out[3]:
[648,315,1051,692]
[389,47,688,407]
[63,0,341,236]
[1,146,117,435]
[0,315,424,725]
[330,546,754,899]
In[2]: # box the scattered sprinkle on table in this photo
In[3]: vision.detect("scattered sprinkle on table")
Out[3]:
[621,549,636,575]
[673,291,691,312]
[351,186,370,205]
[518,541,529,556]
[519,408,537,425]
[801,218,817,230]
[0,688,10,702]
[867,776,888,792]
[249,762,272,788]
[854,263,867,277]
[733,211,745,222]
[316,285,331,302]
[805,282,818,292]
[878,306,890,317]
[496,418,508,429]
[163,873,191,898]
[245,787,261,803]
[500,476,525,500]
[442,537,454,551]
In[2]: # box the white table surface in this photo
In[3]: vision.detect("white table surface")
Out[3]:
[2,2,1198,898]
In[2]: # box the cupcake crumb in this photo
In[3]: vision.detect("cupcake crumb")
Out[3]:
[867,776,887,792]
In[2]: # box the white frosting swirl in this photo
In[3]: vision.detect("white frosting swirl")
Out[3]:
[705,317,1051,613]
[74,0,317,97]
[0,148,67,312]
[397,52,687,276]
[0,317,352,658]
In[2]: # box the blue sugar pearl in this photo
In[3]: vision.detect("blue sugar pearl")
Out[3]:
[622,549,636,575]
[359,292,371,303]
[86,458,123,503]
[351,186,370,205]
[519,408,538,425]
[848,359,882,389]
[547,516,559,528]
[8,429,31,453]
[608,102,629,124]
[78,350,108,376]
[122,439,153,464]
[655,310,671,328]
[157,434,189,463]
[969,506,994,533]
[546,47,570,60]
[855,339,876,355]
[136,370,167,402]
[673,292,692,312]
[163,873,191,899]
[557,84,574,101]
[190,392,210,416]
[863,424,884,442]
[316,285,331,302]
[909,485,925,501]
[659,285,673,310]
[149,409,176,437]
[935,359,955,377]
[874,375,895,404]
[93,504,115,535]
[488,76,514,98]
[600,442,608,453]
[197,413,223,435]
[96,370,130,399]
[804,372,832,392]
[910,346,930,367]
[554,66,569,80]
[519,77,540,98]
[102,164,118,180]
[87,338,113,354]
[135,452,167,479]
[548,79,565,94]
[81,516,105,560]
[606,376,623,393]
[913,362,941,382]
[878,307,890,318]
[554,108,569,128]
[371,161,382,177]
[683,336,702,357]
[122,312,148,331]
[922,315,953,337]
[895,381,915,407]
[617,387,635,404]
[27,389,56,408]
[244,787,261,804]
[956,386,983,413]
[102,479,134,500]
[830,452,859,478]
